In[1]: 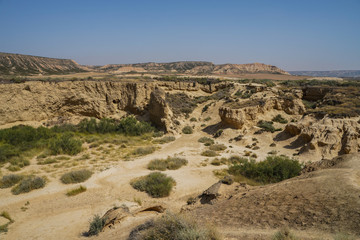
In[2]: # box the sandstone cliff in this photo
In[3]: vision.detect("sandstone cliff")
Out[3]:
[0,81,154,125]
[285,116,360,159]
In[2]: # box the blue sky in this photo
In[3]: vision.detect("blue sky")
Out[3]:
[0,0,359,70]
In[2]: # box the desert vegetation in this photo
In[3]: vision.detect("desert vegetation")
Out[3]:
[66,185,87,196]
[130,172,175,198]
[11,176,46,195]
[60,169,93,184]
[128,212,221,240]
[147,156,188,171]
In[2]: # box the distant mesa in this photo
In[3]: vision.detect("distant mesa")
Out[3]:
[0,52,289,76]
[289,70,360,78]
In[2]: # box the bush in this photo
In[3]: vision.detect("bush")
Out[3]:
[198,137,214,146]
[66,185,87,196]
[182,126,193,134]
[11,176,46,195]
[128,212,220,240]
[209,144,227,151]
[87,214,106,236]
[204,117,211,121]
[201,150,218,157]
[131,172,175,198]
[272,114,288,124]
[153,136,176,144]
[0,144,20,163]
[257,120,276,133]
[60,169,92,184]
[147,157,188,171]
[153,131,164,138]
[132,146,156,156]
[49,133,82,155]
[190,117,197,122]
[0,174,23,188]
[228,155,302,184]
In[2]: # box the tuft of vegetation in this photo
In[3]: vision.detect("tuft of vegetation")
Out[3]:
[11,176,46,195]
[209,144,227,151]
[153,136,176,144]
[272,114,288,124]
[213,129,223,138]
[66,185,87,196]
[182,126,193,134]
[272,227,298,240]
[228,155,302,184]
[257,120,277,133]
[130,172,175,198]
[49,133,82,155]
[60,169,92,184]
[201,150,218,157]
[198,137,214,146]
[166,93,198,116]
[131,146,156,156]
[190,117,197,122]
[86,214,106,236]
[0,174,23,188]
[147,157,188,171]
[128,211,221,240]
[0,211,14,234]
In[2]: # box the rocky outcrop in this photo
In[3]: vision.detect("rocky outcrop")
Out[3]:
[219,97,305,129]
[148,87,174,132]
[0,52,88,75]
[285,117,360,159]
[0,81,154,125]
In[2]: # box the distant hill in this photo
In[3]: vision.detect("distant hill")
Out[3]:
[289,70,360,78]
[0,52,88,75]
[99,61,290,75]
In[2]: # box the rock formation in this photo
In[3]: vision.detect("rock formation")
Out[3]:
[148,87,174,132]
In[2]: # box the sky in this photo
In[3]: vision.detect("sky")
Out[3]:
[0,0,359,71]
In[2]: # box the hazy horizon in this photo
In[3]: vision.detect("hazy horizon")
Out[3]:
[1,0,359,71]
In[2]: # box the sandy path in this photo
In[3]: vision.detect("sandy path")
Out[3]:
[1,131,222,240]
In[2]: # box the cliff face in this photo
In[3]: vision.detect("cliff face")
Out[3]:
[0,81,154,125]
[0,52,87,75]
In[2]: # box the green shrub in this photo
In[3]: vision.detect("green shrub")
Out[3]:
[201,150,218,157]
[190,117,197,122]
[37,158,58,165]
[117,116,154,136]
[131,172,175,198]
[198,137,214,146]
[153,136,176,144]
[209,144,227,151]
[257,121,276,133]
[49,133,82,155]
[0,144,20,163]
[132,146,156,156]
[182,126,193,134]
[11,176,46,195]
[204,117,211,121]
[9,157,30,168]
[87,214,106,236]
[228,155,302,184]
[211,158,228,166]
[147,157,188,171]
[214,129,223,138]
[0,174,23,188]
[128,212,221,240]
[153,131,164,138]
[272,114,288,124]
[66,185,87,196]
[60,169,92,184]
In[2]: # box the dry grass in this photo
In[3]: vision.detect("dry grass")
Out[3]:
[66,185,87,196]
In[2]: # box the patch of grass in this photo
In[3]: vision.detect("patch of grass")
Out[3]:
[228,155,302,184]
[153,131,164,138]
[272,227,298,240]
[38,158,57,165]
[86,214,106,236]
[204,116,212,121]
[130,172,175,198]
[201,150,218,157]
[257,120,276,133]
[0,211,14,234]
[182,126,193,134]
[153,136,176,144]
[128,211,221,240]
[11,176,46,195]
[147,157,188,171]
[60,169,92,184]
[272,114,288,124]
[198,137,214,146]
[0,174,23,188]
[49,133,82,155]
[132,146,156,156]
[211,157,228,166]
[66,185,87,196]
[209,144,227,151]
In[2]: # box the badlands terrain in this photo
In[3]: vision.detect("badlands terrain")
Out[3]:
[0,53,360,240]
